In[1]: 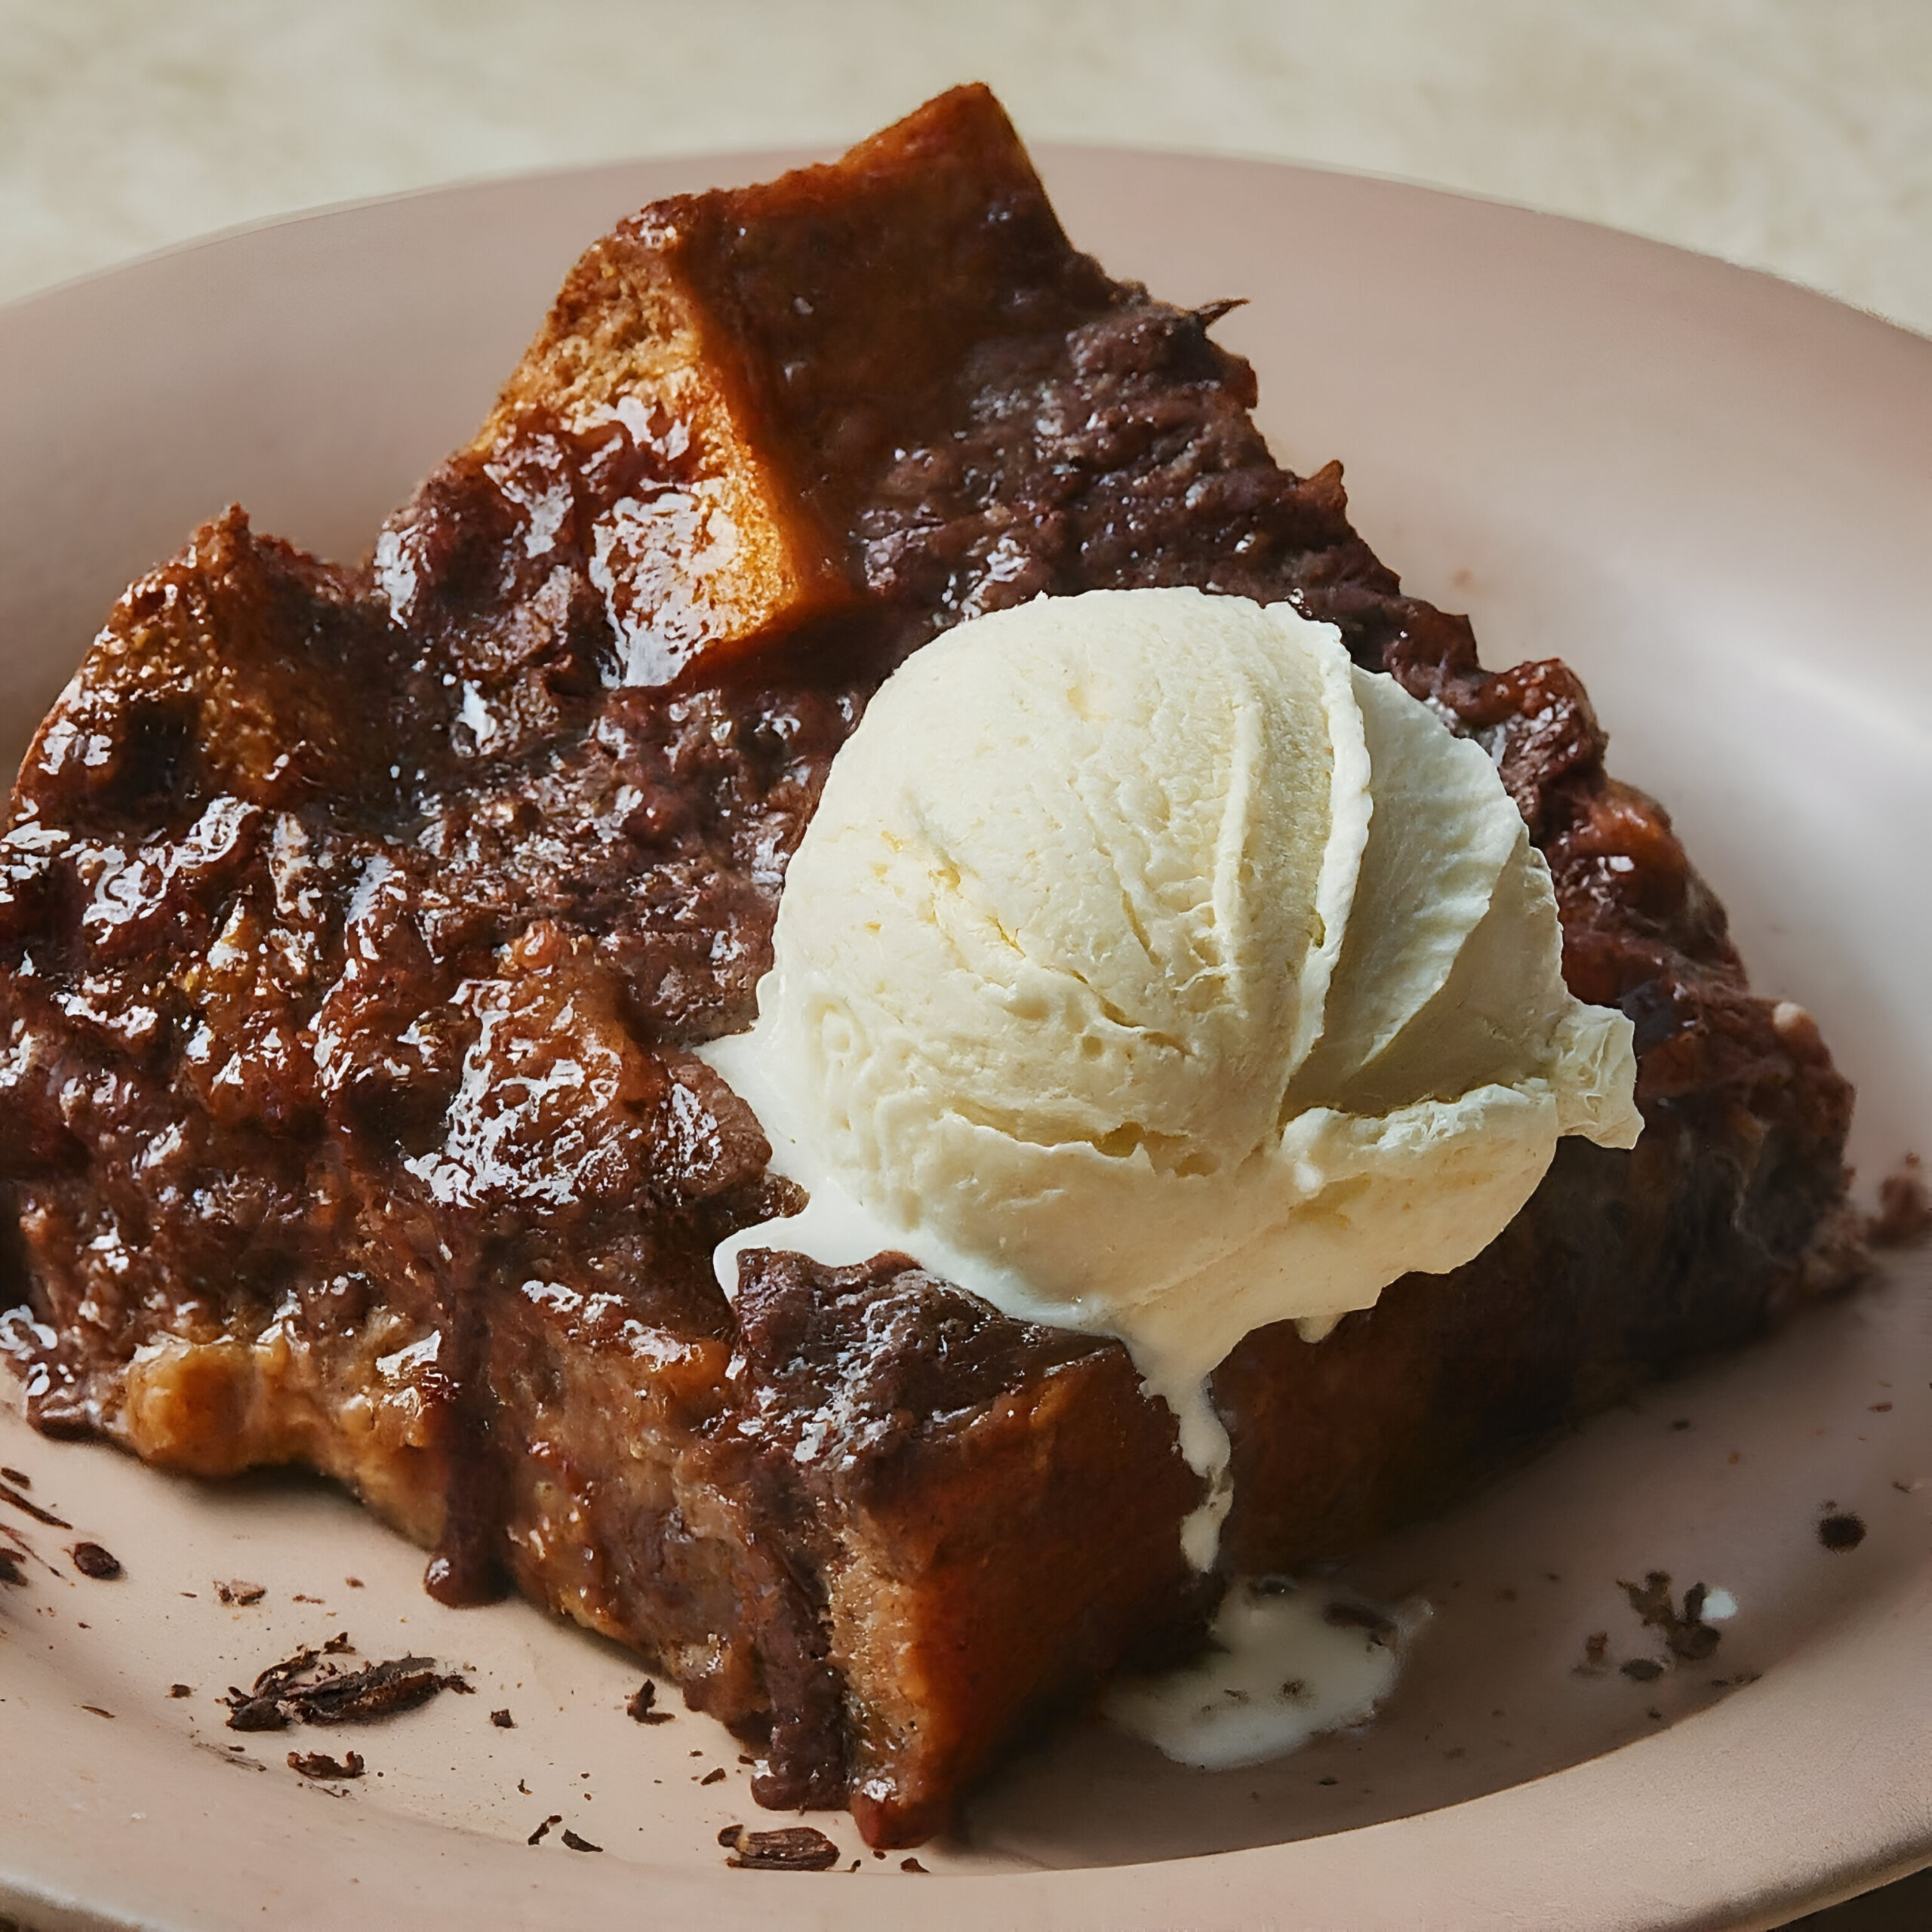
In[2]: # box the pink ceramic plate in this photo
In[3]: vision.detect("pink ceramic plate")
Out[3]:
[2,146,1929,1932]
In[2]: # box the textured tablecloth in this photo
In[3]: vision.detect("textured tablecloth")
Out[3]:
[2,4,1927,1926]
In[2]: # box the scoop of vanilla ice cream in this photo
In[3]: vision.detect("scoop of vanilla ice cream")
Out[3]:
[700,587,1639,1560]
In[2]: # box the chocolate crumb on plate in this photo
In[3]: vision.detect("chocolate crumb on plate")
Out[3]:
[901,1857,929,1873]
[0,1550,25,1588]
[69,1541,122,1580]
[1575,1630,1610,1675]
[490,1708,515,1728]
[626,1679,673,1724]
[700,1767,727,1785]
[288,1750,365,1780]
[0,1466,29,1486]
[1620,1571,1722,1662]
[322,1632,354,1654]
[561,1829,602,1854]
[528,1814,562,1845]
[223,1647,468,1730]
[224,1697,290,1734]
[81,1704,115,1718]
[290,1657,469,1723]
[168,1684,192,1698]
[344,1577,364,1589]
[1819,1511,1867,1552]
[1620,1659,1665,1682]
[719,1825,841,1872]
[215,1580,266,1607]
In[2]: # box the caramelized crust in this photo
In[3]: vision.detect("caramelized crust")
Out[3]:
[0,85,1853,1845]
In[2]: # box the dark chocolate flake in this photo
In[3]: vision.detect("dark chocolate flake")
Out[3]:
[216,1579,266,1606]
[223,1647,466,1730]
[561,1829,602,1854]
[225,1695,291,1733]
[288,1749,365,1780]
[700,1766,726,1785]
[626,1678,673,1723]
[1620,1658,1665,1682]
[168,1684,192,1698]
[1819,1511,1866,1552]
[0,1466,30,1486]
[720,1824,841,1872]
[0,1551,26,1588]
[490,1708,515,1728]
[294,1656,466,1724]
[81,1704,115,1718]
[528,1813,562,1845]
[900,1857,929,1873]
[248,1644,321,1700]
[70,1541,122,1580]
[1620,1571,1721,1662]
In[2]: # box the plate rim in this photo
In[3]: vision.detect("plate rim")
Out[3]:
[2,140,1930,1932]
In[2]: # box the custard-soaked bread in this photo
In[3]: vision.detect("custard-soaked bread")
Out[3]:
[0,85,1853,1844]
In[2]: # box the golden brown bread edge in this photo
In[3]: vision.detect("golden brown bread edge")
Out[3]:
[466,80,1162,681]
[0,85,1857,1847]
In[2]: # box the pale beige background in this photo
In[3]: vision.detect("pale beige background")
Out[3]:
[2,0,1930,337]
[2,5,1927,1927]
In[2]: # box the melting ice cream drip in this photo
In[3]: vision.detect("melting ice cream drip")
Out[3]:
[1103,1577,1430,1769]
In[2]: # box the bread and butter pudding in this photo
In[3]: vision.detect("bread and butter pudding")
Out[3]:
[0,85,1854,1847]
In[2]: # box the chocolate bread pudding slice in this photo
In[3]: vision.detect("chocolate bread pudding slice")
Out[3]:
[0,86,1854,1846]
